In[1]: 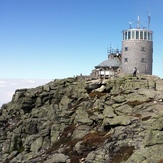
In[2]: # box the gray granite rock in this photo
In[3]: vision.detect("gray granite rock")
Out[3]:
[1,75,163,163]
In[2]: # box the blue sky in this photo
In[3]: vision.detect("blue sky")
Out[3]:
[0,0,163,79]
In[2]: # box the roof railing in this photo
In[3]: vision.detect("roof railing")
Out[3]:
[107,48,121,55]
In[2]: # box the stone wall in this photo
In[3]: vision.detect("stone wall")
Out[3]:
[122,40,153,74]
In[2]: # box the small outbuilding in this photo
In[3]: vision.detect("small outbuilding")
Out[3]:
[90,49,121,79]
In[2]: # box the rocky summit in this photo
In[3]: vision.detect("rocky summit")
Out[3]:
[1,74,163,163]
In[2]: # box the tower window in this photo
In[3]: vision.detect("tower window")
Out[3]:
[141,58,146,63]
[128,31,131,39]
[124,47,128,51]
[124,58,128,62]
[144,32,147,40]
[141,47,146,52]
[136,31,139,39]
[148,32,151,41]
[140,31,143,39]
[125,32,127,40]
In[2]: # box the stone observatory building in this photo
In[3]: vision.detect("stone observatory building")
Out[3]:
[90,49,121,79]
[122,16,153,74]
[90,15,153,79]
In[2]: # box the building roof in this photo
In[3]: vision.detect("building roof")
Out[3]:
[95,56,121,68]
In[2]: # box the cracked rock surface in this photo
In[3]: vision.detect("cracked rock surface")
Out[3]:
[1,74,163,163]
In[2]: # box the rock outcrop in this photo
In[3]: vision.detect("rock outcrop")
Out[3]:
[1,74,163,163]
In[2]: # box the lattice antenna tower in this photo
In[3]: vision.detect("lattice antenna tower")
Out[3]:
[148,7,151,29]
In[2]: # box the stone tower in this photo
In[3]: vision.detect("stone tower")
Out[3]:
[121,16,153,74]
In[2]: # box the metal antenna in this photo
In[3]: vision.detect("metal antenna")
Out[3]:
[128,19,133,29]
[137,16,140,29]
[148,7,151,29]
[110,42,112,54]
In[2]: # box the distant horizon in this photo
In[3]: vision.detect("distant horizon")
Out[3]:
[0,78,52,107]
[1,72,162,107]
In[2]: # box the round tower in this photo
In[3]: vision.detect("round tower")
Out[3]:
[121,19,153,74]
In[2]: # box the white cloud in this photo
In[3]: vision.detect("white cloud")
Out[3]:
[0,84,7,88]
[0,79,51,107]
[0,80,7,84]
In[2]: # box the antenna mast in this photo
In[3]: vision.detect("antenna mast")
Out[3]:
[137,16,140,29]
[148,7,151,29]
